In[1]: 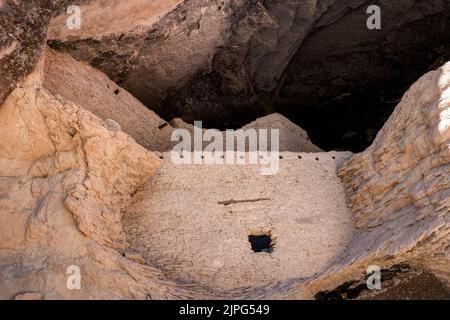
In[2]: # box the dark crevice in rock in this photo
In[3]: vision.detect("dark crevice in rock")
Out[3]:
[315,264,411,300]
[315,264,450,300]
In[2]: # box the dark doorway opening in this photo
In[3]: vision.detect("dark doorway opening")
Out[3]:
[249,234,273,253]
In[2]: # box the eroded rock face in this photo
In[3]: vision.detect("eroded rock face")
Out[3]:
[304,60,450,295]
[0,49,324,300]
[0,50,449,300]
[48,0,339,128]
[42,46,322,154]
[48,0,240,117]
[0,57,164,299]
[47,0,450,150]
[1,0,449,300]
[0,0,71,105]
[243,114,322,152]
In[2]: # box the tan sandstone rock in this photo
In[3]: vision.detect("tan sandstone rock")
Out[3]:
[169,113,322,152]
[42,46,321,154]
[0,0,70,105]
[1,46,449,300]
[46,0,450,138]
[42,47,173,152]
[47,0,238,111]
[303,60,450,296]
[0,54,166,299]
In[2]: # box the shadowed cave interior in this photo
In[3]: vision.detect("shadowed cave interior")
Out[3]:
[152,3,450,152]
